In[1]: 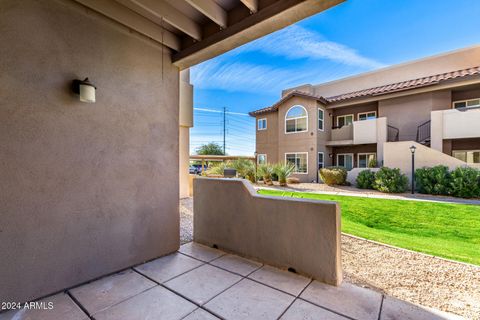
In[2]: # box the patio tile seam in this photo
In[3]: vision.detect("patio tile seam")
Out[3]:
[82,283,160,318]
[296,297,358,320]
[133,256,207,284]
[377,295,385,320]
[205,258,264,277]
[180,307,225,320]
[275,278,315,320]
[177,247,227,262]
[65,291,93,320]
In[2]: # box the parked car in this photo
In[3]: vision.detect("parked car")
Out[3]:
[189,166,198,174]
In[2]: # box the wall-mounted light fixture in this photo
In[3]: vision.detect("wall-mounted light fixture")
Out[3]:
[72,78,96,103]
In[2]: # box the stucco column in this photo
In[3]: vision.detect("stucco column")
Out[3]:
[179,69,193,198]
[376,117,387,166]
[430,110,443,152]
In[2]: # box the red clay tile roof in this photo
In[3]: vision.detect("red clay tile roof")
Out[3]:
[326,66,480,103]
[249,66,480,116]
[248,91,328,116]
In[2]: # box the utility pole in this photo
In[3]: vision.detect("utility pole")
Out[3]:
[223,106,226,155]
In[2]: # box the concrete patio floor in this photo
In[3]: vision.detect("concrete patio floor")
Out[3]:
[0,242,462,320]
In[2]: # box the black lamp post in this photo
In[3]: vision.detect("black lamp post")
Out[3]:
[410,145,417,194]
[254,151,258,183]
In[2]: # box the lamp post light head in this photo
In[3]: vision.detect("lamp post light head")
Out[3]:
[72,78,96,103]
[410,145,417,154]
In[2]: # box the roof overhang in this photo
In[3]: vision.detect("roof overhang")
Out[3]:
[74,0,344,69]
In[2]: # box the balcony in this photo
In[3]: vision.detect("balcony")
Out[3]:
[327,117,387,146]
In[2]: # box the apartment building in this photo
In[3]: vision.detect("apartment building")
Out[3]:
[250,46,480,182]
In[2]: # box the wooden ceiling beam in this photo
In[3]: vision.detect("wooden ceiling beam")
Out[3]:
[240,0,258,13]
[75,0,180,50]
[185,0,228,29]
[116,0,202,40]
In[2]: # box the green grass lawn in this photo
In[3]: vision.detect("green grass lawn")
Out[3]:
[258,189,480,265]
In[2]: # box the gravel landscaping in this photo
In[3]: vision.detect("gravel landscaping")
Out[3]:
[180,197,480,319]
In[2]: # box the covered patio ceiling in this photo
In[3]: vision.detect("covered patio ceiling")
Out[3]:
[74,0,344,69]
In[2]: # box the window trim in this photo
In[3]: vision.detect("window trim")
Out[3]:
[452,150,480,163]
[357,152,377,168]
[285,152,308,174]
[285,105,308,134]
[452,98,480,109]
[318,108,324,131]
[318,152,324,169]
[357,111,377,121]
[257,154,267,165]
[257,118,267,131]
[336,114,354,127]
[336,153,354,170]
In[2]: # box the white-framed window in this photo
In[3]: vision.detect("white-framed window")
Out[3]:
[285,152,308,174]
[358,153,377,168]
[453,150,480,163]
[257,154,267,165]
[336,153,354,170]
[318,108,324,131]
[358,111,377,121]
[318,152,324,169]
[285,105,308,133]
[336,114,354,127]
[453,98,480,109]
[257,118,267,130]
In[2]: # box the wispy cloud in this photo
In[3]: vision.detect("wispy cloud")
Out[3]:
[239,25,384,69]
[191,25,384,93]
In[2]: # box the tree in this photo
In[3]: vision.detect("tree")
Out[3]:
[195,142,225,155]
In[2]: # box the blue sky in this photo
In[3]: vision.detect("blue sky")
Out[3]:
[190,0,480,155]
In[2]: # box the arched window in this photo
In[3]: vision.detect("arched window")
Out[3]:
[285,105,308,133]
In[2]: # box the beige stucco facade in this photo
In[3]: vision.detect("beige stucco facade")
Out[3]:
[252,46,480,179]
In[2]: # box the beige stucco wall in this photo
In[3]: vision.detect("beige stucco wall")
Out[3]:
[0,0,179,303]
[383,141,468,181]
[378,91,451,141]
[277,96,319,182]
[179,69,193,199]
[255,112,279,164]
[286,45,480,98]
[194,178,342,286]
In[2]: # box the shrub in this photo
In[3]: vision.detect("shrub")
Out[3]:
[257,164,274,185]
[231,158,256,182]
[356,170,375,189]
[449,167,480,198]
[205,162,226,176]
[373,167,408,193]
[319,167,347,186]
[274,162,295,186]
[415,166,451,195]
[368,158,377,168]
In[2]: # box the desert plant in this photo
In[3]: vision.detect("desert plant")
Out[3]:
[319,167,347,186]
[205,162,227,176]
[356,170,375,189]
[257,163,274,185]
[274,162,295,186]
[448,167,480,198]
[415,166,451,195]
[230,158,256,182]
[373,167,408,193]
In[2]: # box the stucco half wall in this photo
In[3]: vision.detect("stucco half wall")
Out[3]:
[193,178,342,286]
[383,141,469,181]
[0,0,179,303]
